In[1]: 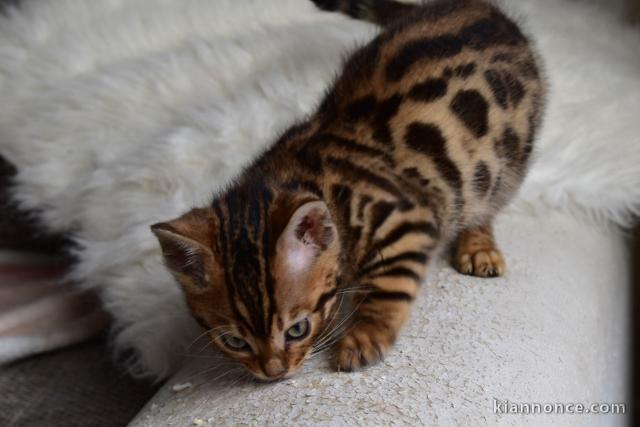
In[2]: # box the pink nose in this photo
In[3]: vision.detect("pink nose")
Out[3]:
[264,358,287,379]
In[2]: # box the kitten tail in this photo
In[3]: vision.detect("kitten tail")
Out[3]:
[309,0,418,26]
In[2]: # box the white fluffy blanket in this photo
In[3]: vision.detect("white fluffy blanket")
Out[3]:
[0,0,639,379]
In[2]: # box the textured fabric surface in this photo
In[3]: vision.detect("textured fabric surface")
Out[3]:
[0,334,159,427]
[0,0,637,384]
[132,213,629,426]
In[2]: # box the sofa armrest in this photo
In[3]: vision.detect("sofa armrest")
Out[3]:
[131,212,630,426]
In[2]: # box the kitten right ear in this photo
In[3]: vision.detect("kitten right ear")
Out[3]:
[276,200,337,278]
[151,209,216,290]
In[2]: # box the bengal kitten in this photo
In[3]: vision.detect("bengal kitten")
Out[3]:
[152,0,544,380]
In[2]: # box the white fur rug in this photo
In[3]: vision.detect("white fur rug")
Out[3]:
[0,0,639,379]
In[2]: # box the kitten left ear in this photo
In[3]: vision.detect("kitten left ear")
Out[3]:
[151,208,215,289]
[276,200,337,276]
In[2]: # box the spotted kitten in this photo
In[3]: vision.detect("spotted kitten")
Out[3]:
[152,0,544,380]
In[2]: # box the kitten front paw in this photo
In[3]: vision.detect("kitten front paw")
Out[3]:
[455,248,505,277]
[334,323,392,371]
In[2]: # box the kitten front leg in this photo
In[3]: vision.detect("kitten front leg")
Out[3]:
[335,228,432,371]
[335,277,419,371]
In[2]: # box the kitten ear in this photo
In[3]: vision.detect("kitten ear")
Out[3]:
[151,208,215,289]
[276,200,337,277]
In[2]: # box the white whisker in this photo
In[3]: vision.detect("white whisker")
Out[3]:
[185,325,229,351]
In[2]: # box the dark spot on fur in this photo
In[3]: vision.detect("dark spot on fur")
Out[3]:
[330,184,362,253]
[520,59,539,80]
[484,69,508,109]
[382,9,526,81]
[295,144,322,172]
[387,35,464,81]
[450,90,489,137]
[472,161,491,196]
[408,78,448,102]
[372,95,402,145]
[453,62,476,78]
[485,69,526,110]
[491,52,515,63]
[369,201,396,233]
[404,122,462,190]
[347,95,377,121]
[503,71,525,107]
[494,126,520,167]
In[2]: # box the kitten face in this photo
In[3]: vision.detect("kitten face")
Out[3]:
[152,196,341,380]
[204,236,340,381]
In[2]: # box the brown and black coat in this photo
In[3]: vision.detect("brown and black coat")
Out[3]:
[153,0,545,379]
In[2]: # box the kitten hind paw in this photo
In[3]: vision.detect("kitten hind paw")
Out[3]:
[455,248,505,277]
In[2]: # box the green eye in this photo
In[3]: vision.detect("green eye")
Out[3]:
[224,335,249,351]
[286,319,310,341]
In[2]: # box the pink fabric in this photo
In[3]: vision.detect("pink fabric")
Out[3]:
[0,252,109,364]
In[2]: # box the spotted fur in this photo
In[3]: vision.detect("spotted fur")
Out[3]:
[152,0,545,379]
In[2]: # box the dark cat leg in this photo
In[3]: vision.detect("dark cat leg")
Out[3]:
[453,222,505,277]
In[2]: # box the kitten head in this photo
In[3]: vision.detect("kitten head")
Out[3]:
[152,189,341,380]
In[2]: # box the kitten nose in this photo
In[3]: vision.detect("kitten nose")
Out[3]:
[264,358,286,379]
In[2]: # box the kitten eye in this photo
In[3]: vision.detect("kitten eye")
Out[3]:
[285,319,310,341]
[224,335,249,351]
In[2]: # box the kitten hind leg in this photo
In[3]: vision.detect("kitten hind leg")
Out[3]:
[453,222,505,277]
